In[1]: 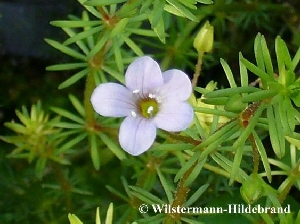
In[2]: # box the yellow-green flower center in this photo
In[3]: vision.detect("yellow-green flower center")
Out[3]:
[139,99,159,118]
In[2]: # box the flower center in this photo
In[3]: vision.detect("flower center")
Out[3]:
[139,99,159,118]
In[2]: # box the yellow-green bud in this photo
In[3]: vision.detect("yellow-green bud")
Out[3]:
[224,94,247,113]
[240,174,262,204]
[193,21,214,53]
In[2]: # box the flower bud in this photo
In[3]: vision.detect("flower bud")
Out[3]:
[224,93,247,113]
[240,174,262,204]
[193,21,214,53]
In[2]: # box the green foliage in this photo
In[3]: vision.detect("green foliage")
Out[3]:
[68,204,114,224]
[1,0,300,223]
[0,102,70,178]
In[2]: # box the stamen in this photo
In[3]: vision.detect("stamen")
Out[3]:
[156,96,162,103]
[131,111,137,117]
[148,93,156,98]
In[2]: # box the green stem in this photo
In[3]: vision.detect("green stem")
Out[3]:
[249,133,259,174]
[160,52,173,71]
[52,162,72,212]
[84,38,111,128]
[84,71,96,127]
[240,102,262,174]
[164,162,197,223]
[278,160,300,203]
[192,51,204,88]
[161,130,202,145]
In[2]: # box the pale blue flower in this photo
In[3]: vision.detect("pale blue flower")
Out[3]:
[91,56,193,156]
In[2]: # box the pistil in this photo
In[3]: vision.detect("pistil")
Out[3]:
[139,99,159,118]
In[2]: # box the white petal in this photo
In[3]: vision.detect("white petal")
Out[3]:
[91,83,136,117]
[156,69,192,101]
[119,116,156,156]
[125,56,164,95]
[153,101,193,132]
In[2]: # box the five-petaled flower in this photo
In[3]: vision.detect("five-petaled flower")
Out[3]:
[91,56,193,156]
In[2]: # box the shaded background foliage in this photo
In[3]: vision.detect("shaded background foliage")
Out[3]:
[0,0,300,223]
